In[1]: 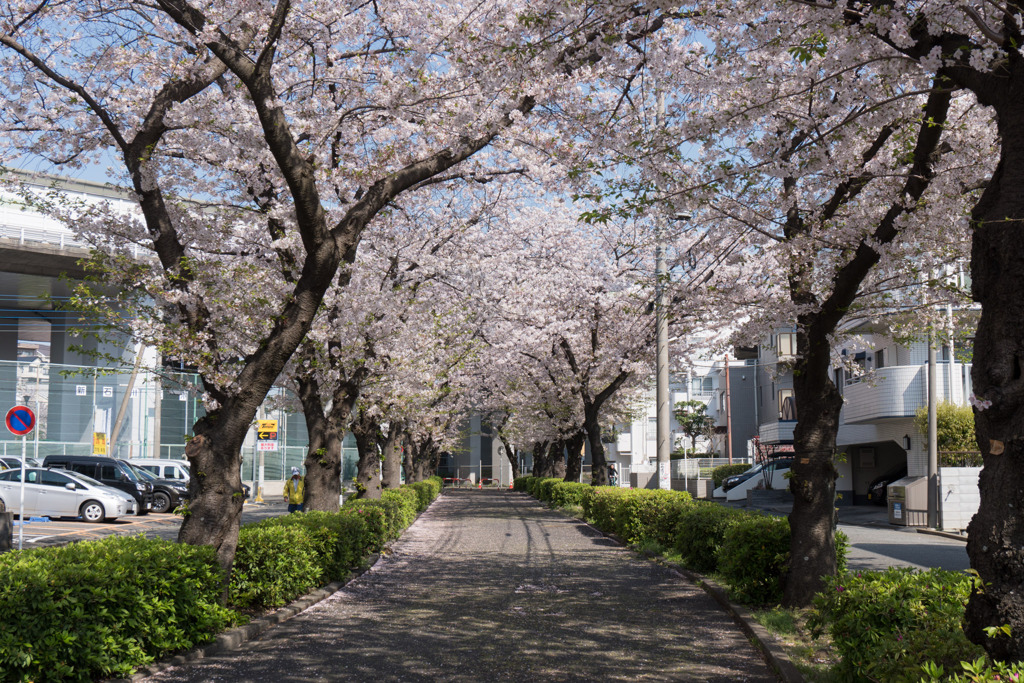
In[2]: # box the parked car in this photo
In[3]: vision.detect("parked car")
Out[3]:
[722,458,794,492]
[0,456,42,470]
[0,467,137,521]
[131,457,251,499]
[40,455,154,515]
[867,465,908,506]
[121,461,189,514]
[132,458,190,483]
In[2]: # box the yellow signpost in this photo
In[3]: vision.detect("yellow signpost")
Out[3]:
[92,432,107,455]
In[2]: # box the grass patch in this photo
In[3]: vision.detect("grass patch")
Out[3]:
[750,608,841,683]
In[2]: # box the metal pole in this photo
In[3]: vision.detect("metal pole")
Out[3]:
[927,333,938,528]
[655,92,671,491]
[18,434,26,550]
[725,355,733,464]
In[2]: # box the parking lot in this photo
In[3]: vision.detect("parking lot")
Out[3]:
[8,501,290,549]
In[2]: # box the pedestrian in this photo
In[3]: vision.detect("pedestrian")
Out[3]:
[607,463,618,486]
[284,467,305,513]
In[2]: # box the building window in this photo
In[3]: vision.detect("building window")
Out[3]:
[777,332,796,357]
[647,417,657,441]
[875,349,885,370]
[778,388,797,420]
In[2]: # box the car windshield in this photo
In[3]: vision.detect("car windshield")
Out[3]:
[125,463,156,481]
[116,463,141,482]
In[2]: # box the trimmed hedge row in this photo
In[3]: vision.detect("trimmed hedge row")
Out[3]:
[0,476,444,681]
[0,536,236,681]
[517,477,847,606]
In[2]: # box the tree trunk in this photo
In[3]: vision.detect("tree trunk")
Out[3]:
[962,112,1024,659]
[564,430,586,481]
[351,413,382,500]
[584,406,609,486]
[296,373,351,513]
[179,429,245,601]
[782,323,841,607]
[381,422,404,489]
[499,436,520,479]
[531,441,548,477]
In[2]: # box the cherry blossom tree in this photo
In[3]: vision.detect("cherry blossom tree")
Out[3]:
[0,0,687,579]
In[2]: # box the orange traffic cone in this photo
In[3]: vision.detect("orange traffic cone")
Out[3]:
[478,480,482,489]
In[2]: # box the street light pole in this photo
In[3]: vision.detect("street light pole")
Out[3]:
[655,93,672,491]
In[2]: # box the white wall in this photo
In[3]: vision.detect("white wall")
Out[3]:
[938,467,981,531]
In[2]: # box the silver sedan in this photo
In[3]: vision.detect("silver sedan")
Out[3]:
[0,467,137,522]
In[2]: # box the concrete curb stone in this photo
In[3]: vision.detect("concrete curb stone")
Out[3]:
[523,492,805,683]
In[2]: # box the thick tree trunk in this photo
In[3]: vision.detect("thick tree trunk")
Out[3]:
[381,422,404,489]
[584,406,609,486]
[534,440,565,478]
[564,430,586,481]
[351,413,382,500]
[963,115,1024,659]
[179,429,246,600]
[531,441,548,477]
[296,374,351,512]
[783,323,841,607]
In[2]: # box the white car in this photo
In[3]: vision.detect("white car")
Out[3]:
[0,467,137,522]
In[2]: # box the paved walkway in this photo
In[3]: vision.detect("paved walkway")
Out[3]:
[144,490,777,682]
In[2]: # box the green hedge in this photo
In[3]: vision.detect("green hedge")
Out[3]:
[809,568,983,682]
[382,488,418,529]
[549,481,592,508]
[512,476,534,492]
[673,502,748,573]
[582,486,631,531]
[247,510,370,584]
[717,516,849,605]
[537,477,564,502]
[611,489,693,546]
[230,524,323,609]
[0,536,237,681]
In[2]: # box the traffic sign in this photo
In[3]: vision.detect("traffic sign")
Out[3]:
[257,420,278,441]
[5,406,36,436]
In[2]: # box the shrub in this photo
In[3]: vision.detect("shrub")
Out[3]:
[343,496,405,541]
[921,659,1024,682]
[0,536,236,681]
[612,489,693,546]
[251,510,370,582]
[339,501,390,551]
[512,476,535,492]
[717,514,791,605]
[537,477,564,502]
[230,524,322,609]
[382,488,418,529]
[809,567,983,682]
[549,481,592,508]
[711,463,752,488]
[582,486,631,532]
[673,502,748,573]
[407,480,439,511]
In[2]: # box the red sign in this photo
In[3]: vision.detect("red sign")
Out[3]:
[5,405,36,436]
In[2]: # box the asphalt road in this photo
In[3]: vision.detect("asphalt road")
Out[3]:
[9,500,287,549]
[142,490,777,683]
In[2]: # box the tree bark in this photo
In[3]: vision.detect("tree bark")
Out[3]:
[531,441,549,477]
[351,412,382,500]
[584,406,609,486]
[179,432,245,601]
[782,321,841,607]
[499,435,520,479]
[381,422,405,489]
[564,430,586,481]
[962,105,1024,659]
[296,371,360,512]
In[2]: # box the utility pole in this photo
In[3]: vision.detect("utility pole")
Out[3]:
[927,332,938,528]
[725,354,733,464]
[655,91,671,491]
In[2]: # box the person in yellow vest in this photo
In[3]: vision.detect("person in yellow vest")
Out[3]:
[284,467,305,513]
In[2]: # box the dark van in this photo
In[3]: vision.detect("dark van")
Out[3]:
[41,455,154,515]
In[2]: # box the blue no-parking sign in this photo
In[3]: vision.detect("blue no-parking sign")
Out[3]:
[5,405,35,436]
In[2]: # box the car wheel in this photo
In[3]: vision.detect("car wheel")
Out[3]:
[152,491,171,514]
[79,500,106,523]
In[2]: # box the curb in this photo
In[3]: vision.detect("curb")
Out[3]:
[536,497,804,683]
[916,527,968,542]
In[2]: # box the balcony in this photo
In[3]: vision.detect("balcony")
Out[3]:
[842,364,971,425]
[758,420,795,444]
